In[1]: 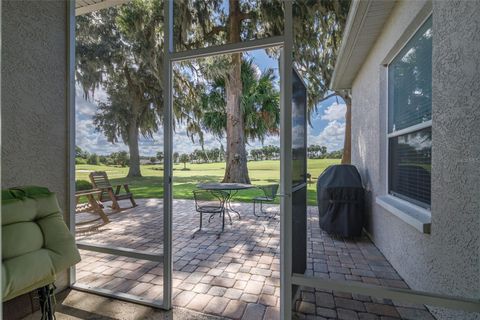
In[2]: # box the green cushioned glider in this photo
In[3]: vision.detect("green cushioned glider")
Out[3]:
[2,186,81,302]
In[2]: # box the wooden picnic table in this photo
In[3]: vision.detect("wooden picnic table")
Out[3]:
[75,189,110,229]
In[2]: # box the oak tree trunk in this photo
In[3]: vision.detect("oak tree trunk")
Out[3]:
[127,119,142,177]
[339,93,352,164]
[123,66,143,177]
[222,0,250,183]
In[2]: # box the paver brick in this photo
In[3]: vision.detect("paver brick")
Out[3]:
[172,291,196,307]
[234,280,248,290]
[335,297,366,312]
[207,286,227,297]
[358,312,380,320]
[211,276,236,288]
[338,308,359,320]
[259,294,277,307]
[296,301,316,314]
[364,303,400,317]
[226,263,242,273]
[244,280,264,295]
[316,307,337,318]
[240,293,258,303]
[251,268,272,277]
[127,282,153,296]
[262,284,275,295]
[204,296,230,316]
[192,283,211,294]
[235,272,251,281]
[177,282,195,291]
[186,293,213,312]
[263,307,280,320]
[241,303,266,320]
[224,288,243,300]
[223,300,247,319]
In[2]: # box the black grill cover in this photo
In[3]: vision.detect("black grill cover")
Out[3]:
[317,164,365,237]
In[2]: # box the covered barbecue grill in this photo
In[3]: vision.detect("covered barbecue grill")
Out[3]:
[316,164,365,237]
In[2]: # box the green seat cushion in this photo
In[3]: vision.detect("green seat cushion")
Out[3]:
[2,186,81,301]
[2,249,56,300]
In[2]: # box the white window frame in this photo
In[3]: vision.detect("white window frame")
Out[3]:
[385,14,433,211]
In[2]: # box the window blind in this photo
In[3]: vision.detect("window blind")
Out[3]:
[389,127,431,208]
[388,17,432,133]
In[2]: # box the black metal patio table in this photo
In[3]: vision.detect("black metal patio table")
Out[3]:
[197,183,254,220]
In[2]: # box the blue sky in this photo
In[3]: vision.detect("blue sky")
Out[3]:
[76,49,345,156]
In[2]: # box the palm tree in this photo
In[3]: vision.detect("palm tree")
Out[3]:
[156,151,164,163]
[179,154,189,170]
[197,59,280,183]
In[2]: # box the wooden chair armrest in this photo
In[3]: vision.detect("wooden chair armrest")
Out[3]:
[75,189,102,197]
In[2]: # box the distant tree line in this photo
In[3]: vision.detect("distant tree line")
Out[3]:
[248,145,280,161]
[76,146,129,167]
[75,144,343,168]
[326,149,343,159]
[307,145,343,159]
[75,145,227,168]
[248,145,343,160]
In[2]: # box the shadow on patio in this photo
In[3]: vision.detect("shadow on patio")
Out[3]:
[75,199,434,320]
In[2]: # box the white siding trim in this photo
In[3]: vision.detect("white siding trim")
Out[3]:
[330,0,396,90]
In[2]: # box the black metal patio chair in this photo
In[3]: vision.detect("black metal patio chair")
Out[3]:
[253,184,279,217]
[192,190,229,238]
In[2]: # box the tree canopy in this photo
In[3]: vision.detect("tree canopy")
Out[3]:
[184,58,280,144]
[76,0,352,179]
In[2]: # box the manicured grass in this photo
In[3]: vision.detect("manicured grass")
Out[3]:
[76,159,340,206]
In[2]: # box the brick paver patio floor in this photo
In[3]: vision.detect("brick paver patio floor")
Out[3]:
[75,199,434,320]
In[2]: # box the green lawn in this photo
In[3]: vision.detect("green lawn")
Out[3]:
[76,159,340,206]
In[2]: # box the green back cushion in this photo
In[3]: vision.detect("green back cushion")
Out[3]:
[2,222,44,259]
[2,186,81,301]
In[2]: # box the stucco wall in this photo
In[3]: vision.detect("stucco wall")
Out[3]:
[351,1,479,319]
[1,0,70,290]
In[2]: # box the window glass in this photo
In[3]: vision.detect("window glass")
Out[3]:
[388,17,432,133]
[389,127,431,208]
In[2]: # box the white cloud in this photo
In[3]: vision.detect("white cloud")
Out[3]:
[399,132,432,151]
[321,102,346,121]
[76,98,96,117]
[309,120,345,151]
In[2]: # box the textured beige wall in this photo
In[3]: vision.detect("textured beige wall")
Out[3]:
[351,1,480,319]
[1,0,70,290]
